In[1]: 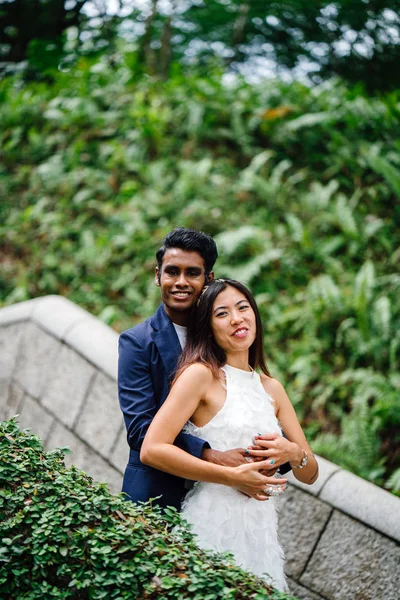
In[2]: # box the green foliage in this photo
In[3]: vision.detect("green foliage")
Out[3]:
[386,468,400,494]
[0,52,399,493]
[0,0,83,69]
[3,1,400,91]
[162,0,400,92]
[0,418,295,600]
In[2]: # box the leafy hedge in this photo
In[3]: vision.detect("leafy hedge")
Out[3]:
[0,418,295,600]
[1,50,399,492]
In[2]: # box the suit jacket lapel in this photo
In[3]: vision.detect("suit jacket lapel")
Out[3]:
[150,305,181,381]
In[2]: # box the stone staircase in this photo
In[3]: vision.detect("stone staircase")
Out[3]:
[1,296,399,600]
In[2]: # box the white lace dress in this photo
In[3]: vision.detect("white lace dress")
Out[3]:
[182,364,287,592]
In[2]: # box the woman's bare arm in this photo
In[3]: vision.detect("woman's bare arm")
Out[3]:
[249,378,319,485]
[140,364,286,494]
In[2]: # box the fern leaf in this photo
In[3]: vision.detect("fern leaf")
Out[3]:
[306,179,339,209]
[372,296,391,339]
[353,261,375,331]
[364,146,400,198]
[225,249,283,284]
[307,274,342,310]
[385,468,400,494]
[335,195,358,237]
[285,214,304,243]
[285,111,336,131]
[214,226,263,255]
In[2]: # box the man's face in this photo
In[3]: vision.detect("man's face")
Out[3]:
[155,248,211,323]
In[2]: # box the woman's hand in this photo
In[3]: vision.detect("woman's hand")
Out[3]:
[246,432,303,468]
[227,460,287,500]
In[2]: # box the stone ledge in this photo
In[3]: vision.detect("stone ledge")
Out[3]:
[319,468,400,543]
[0,296,118,381]
[289,458,400,544]
[287,578,324,600]
[279,487,332,579]
[300,510,400,600]
[31,295,89,340]
[0,299,38,326]
[46,421,122,494]
[18,394,55,444]
[13,322,62,400]
[287,455,340,498]
[64,317,118,381]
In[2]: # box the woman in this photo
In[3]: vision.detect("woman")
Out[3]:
[141,279,318,591]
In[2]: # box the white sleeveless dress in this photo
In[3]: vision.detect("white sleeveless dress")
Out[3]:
[182,364,287,592]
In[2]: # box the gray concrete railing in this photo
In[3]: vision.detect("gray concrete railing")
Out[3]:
[1,296,399,600]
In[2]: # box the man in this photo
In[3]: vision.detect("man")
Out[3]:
[118,228,288,509]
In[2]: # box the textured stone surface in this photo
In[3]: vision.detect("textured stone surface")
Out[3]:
[65,317,118,380]
[80,449,122,495]
[109,426,128,473]
[0,299,37,326]
[75,372,121,459]
[46,422,122,493]
[2,383,25,421]
[45,420,83,464]
[288,455,340,498]
[279,487,332,578]
[18,394,54,443]
[41,344,96,427]
[0,380,9,419]
[0,323,24,380]
[320,468,400,543]
[32,295,88,340]
[0,323,23,420]
[13,323,61,399]
[301,510,400,600]
[287,578,324,600]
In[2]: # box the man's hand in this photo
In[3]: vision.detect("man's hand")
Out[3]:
[259,466,279,477]
[201,447,249,468]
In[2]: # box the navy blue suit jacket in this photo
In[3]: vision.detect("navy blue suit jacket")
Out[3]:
[118,304,209,510]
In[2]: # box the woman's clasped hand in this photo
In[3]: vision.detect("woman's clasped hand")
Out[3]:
[247,432,305,468]
[229,459,287,499]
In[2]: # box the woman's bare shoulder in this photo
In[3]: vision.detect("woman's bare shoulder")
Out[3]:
[259,374,286,396]
[178,363,214,382]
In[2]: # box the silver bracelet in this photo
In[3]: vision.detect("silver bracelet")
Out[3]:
[291,449,308,469]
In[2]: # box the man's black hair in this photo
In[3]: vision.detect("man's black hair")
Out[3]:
[156,227,218,279]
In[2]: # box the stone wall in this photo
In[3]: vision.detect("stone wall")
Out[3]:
[1,296,399,600]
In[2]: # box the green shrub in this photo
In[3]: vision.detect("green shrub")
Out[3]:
[1,51,399,492]
[0,418,296,600]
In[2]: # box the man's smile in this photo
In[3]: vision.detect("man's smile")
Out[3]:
[171,291,192,298]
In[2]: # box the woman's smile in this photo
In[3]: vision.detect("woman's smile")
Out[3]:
[232,327,249,338]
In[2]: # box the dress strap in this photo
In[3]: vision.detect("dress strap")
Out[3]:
[220,365,229,391]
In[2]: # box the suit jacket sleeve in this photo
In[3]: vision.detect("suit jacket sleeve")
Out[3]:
[118,330,210,458]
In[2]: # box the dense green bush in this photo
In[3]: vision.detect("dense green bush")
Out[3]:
[0,418,295,600]
[0,51,399,493]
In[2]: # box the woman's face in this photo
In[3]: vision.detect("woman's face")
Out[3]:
[210,286,256,356]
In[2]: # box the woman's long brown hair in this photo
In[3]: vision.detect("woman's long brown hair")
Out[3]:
[173,279,270,384]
